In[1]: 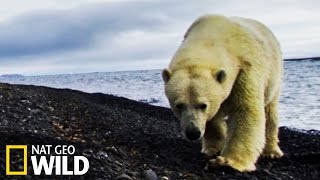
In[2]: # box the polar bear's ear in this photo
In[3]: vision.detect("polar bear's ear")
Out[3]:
[237,56,252,69]
[216,70,226,83]
[162,69,171,83]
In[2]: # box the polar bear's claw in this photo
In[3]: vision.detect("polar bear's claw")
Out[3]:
[207,156,256,172]
[262,146,284,159]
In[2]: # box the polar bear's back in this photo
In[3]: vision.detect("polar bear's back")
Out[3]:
[183,15,282,63]
[230,16,282,61]
[173,15,282,68]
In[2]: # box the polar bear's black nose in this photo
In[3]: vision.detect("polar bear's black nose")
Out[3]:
[185,124,201,140]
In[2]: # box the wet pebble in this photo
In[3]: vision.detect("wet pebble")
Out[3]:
[97,150,109,159]
[143,169,159,180]
[1,119,8,126]
[126,170,139,177]
[114,160,123,167]
[106,146,127,158]
[161,176,169,180]
[25,175,32,179]
[30,109,41,114]
[116,173,132,180]
[112,163,122,172]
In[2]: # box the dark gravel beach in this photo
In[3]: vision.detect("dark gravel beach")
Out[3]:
[0,82,319,179]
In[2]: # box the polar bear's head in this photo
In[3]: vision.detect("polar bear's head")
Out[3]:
[162,66,233,140]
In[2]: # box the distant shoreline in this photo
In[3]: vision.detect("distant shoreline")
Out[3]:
[284,57,320,61]
[1,57,319,77]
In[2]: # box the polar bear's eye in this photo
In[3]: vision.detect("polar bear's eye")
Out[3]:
[198,103,207,110]
[216,70,226,83]
[175,103,185,110]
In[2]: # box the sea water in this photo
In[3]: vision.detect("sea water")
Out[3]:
[1,60,319,130]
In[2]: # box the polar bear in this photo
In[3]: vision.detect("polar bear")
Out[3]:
[162,15,283,172]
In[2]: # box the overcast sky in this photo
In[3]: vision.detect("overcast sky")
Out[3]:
[0,0,319,75]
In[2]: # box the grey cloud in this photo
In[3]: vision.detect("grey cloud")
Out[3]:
[0,1,173,58]
[0,0,319,75]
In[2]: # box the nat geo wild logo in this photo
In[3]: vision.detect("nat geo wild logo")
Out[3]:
[6,145,89,176]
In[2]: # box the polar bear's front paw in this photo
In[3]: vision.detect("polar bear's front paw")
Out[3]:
[207,156,256,172]
[201,147,220,156]
[262,146,284,159]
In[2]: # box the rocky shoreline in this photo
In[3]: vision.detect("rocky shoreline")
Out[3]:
[0,83,319,179]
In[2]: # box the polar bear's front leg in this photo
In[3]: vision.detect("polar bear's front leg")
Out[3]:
[208,87,266,172]
[201,110,227,156]
[262,96,283,158]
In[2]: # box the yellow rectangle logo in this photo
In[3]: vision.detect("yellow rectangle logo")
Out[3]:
[6,145,27,175]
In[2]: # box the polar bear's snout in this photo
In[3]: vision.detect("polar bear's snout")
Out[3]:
[185,122,202,140]
[178,108,207,141]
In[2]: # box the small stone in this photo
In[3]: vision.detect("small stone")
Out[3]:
[116,173,132,180]
[97,150,109,159]
[13,113,20,118]
[143,169,159,180]
[125,170,139,177]
[114,160,123,167]
[161,176,169,180]
[112,164,122,172]
[1,119,8,126]
[25,175,32,179]
[48,106,54,111]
